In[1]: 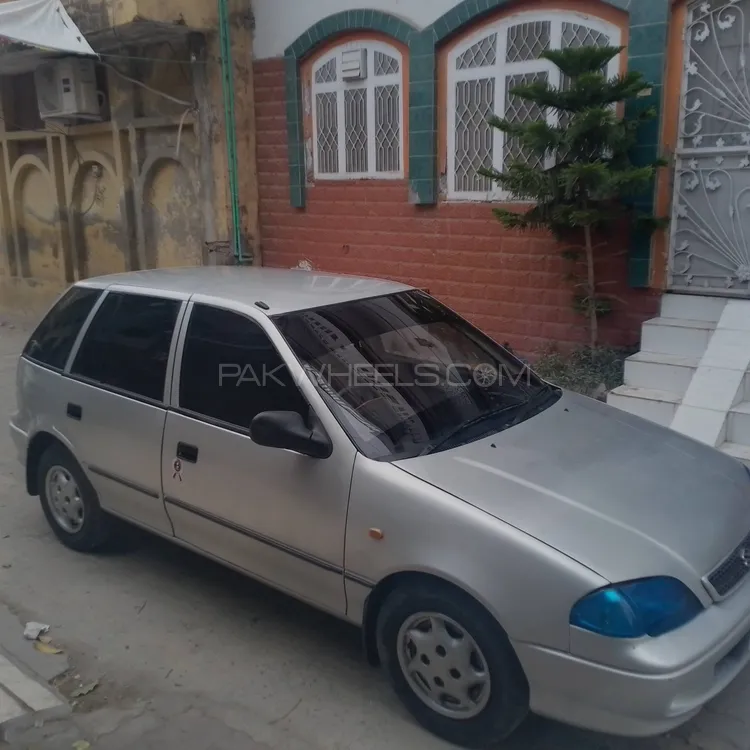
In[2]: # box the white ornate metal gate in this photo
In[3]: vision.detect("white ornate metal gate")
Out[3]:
[670,0,750,296]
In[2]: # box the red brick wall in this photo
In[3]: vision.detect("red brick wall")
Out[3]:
[255,58,658,357]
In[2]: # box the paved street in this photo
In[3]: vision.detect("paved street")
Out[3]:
[0,319,748,750]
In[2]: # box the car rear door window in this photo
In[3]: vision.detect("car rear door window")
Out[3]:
[23,286,102,370]
[71,292,181,402]
[179,304,308,430]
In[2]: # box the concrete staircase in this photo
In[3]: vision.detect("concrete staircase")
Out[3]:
[608,294,750,467]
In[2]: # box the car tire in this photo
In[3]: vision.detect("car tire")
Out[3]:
[37,444,115,553]
[376,580,529,749]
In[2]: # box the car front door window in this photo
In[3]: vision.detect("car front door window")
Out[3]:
[178,304,309,430]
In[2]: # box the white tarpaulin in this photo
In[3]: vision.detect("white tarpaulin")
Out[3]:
[0,0,95,56]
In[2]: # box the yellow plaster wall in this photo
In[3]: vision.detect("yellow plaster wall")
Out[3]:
[0,0,260,317]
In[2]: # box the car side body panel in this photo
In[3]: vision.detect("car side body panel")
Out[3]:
[344,453,607,651]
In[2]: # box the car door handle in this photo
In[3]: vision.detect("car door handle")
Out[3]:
[66,403,82,421]
[176,442,198,464]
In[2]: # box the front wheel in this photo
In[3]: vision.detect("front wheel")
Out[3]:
[38,444,115,553]
[377,581,529,748]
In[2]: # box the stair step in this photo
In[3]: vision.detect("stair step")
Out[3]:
[623,351,699,396]
[641,317,715,358]
[727,402,750,445]
[0,652,69,741]
[719,441,750,468]
[607,385,681,427]
[644,316,716,329]
[660,293,728,323]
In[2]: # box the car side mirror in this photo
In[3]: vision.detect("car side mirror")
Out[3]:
[250,411,332,459]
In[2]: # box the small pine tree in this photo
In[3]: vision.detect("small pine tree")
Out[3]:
[480,46,668,348]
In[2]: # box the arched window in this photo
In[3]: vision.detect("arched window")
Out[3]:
[311,40,404,180]
[447,11,622,200]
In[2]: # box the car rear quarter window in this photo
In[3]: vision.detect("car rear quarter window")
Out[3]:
[179,304,308,429]
[23,286,102,370]
[71,292,181,402]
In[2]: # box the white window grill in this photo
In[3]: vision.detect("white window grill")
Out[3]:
[311,41,403,180]
[447,11,621,201]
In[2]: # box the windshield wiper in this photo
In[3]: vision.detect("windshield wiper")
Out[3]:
[419,384,560,457]
[419,404,522,457]
[495,383,561,431]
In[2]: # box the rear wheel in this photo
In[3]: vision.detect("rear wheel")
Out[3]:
[377,581,529,748]
[38,445,115,552]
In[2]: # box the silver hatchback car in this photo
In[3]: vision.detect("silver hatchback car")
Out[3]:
[10,267,750,748]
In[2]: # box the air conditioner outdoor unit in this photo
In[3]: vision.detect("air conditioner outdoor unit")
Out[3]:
[34,58,101,122]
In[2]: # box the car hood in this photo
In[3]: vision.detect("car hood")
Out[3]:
[395,391,750,589]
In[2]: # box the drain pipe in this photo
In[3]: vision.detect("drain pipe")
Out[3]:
[218,0,244,264]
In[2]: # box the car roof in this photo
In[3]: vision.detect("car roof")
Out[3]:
[80,267,413,315]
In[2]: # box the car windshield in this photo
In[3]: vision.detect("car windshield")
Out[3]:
[275,290,558,460]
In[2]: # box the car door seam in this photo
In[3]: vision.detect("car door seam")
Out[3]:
[342,451,363,613]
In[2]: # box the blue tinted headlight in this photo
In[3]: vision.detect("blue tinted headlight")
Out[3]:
[570,577,703,638]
